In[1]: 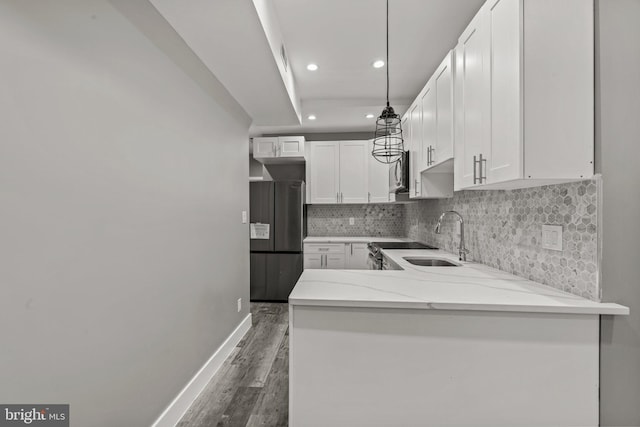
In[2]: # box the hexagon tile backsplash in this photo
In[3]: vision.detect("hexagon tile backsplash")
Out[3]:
[307,204,405,237]
[404,179,600,301]
[306,179,600,301]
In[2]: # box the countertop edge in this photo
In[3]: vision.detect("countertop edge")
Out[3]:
[303,236,411,243]
[287,298,630,315]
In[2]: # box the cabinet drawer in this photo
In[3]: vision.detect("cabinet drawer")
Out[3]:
[303,243,345,254]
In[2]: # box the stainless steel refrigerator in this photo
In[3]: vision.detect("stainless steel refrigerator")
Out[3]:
[250,181,305,301]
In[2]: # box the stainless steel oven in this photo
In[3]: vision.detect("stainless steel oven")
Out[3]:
[389,150,409,193]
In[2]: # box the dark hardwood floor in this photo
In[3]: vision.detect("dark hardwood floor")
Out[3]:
[177,303,289,427]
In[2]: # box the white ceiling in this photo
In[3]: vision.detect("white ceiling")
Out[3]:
[150,0,485,136]
[252,0,485,135]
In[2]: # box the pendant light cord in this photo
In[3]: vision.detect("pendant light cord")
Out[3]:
[386,0,390,107]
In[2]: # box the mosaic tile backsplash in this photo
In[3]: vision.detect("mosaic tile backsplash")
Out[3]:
[404,179,600,301]
[307,204,405,237]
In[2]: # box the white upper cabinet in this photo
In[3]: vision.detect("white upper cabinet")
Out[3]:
[422,51,455,171]
[253,137,279,159]
[278,136,306,157]
[308,141,340,204]
[421,82,436,169]
[339,140,369,204]
[455,0,594,190]
[454,10,490,190]
[253,136,305,164]
[306,140,376,204]
[408,102,423,199]
[433,51,455,164]
[368,140,395,203]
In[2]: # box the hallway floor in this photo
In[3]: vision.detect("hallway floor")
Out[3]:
[178,303,289,427]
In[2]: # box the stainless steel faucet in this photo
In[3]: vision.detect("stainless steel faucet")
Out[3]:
[434,211,469,261]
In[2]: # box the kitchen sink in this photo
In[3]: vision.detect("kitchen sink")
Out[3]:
[403,257,460,267]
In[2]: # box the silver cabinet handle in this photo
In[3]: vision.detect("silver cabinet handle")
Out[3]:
[427,146,431,165]
[340,192,343,203]
[414,179,418,195]
[479,153,487,183]
[351,243,353,255]
[336,192,339,203]
[368,192,371,203]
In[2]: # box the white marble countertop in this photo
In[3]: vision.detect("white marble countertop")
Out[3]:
[289,248,629,315]
[303,236,411,243]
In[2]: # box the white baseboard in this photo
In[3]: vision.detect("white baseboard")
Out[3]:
[151,313,252,427]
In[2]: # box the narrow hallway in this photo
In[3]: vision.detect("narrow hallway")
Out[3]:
[178,303,289,427]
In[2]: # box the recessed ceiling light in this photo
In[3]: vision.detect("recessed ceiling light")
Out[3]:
[306,63,318,71]
[307,114,317,120]
[373,60,385,68]
[366,114,375,119]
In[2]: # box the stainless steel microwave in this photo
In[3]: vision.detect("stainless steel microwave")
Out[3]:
[389,151,409,193]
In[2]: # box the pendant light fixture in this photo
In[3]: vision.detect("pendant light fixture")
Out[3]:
[372,0,404,164]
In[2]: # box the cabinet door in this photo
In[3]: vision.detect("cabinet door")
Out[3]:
[309,142,340,204]
[250,253,267,300]
[435,51,454,162]
[346,243,369,270]
[265,253,302,301]
[368,140,392,203]
[253,137,278,159]
[339,140,369,204]
[408,102,422,198]
[454,9,490,189]
[421,83,436,170]
[486,0,522,183]
[303,253,322,269]
[278,136,305,157]
[401,114,411,194]
[325,253,345,269]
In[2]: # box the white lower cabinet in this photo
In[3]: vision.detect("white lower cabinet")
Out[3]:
[304,242,367,270]
[345,243,369,270]
[324,253,346,269]
[302,253,323,269]
[303,243,346,270]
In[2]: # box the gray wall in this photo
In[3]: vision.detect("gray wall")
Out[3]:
[597,0,640,425]
[0,1,250,426]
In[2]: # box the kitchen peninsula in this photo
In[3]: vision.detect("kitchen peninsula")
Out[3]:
[288,249,628,427]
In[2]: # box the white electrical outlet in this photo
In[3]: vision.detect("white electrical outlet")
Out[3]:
[542,224,563,251]
[241,211,247,224]
[237,298,242,312]
[349,217,355,225]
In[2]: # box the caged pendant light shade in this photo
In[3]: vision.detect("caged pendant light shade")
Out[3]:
[372,0,404,164]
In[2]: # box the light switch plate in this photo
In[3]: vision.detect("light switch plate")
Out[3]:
[349,217,355,225]
[242,211,247,224]
[542,224,563,251]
